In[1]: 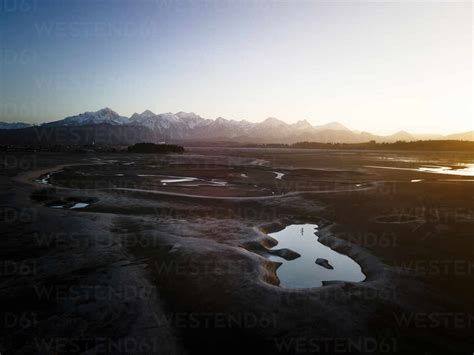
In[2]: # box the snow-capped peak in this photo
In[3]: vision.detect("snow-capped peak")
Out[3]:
[0,121,32,130]
[314,121,350,131]
[214,117,229,124]
[140,109,156,117]
[175,111,200,119]
[175,112,207,129]
[293,119,313,129]
[130,110,156,121]
[261,117,287,126]
[42,108,129,127]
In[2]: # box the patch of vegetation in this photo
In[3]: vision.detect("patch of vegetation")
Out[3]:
[127,143,184,153]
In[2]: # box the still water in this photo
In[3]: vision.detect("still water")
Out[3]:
[268,224,366,288]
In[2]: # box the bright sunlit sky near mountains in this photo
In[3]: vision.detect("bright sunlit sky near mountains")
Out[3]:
[0,0,472,134]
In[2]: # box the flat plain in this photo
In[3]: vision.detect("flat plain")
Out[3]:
[1,147,473,354]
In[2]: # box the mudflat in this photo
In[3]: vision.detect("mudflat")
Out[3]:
[1,148,473,354]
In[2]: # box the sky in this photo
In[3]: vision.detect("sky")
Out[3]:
[0,0,472,134]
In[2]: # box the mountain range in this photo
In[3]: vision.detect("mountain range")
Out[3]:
[0,107,472,145]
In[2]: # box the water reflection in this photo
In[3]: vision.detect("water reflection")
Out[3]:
[418,164,474,176]
[366,164,474,177]
[268,224,366,288]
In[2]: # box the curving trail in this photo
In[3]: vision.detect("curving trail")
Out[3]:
[90,184,378,200]
[18,162,379,201]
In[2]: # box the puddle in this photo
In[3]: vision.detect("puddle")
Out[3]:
[267,224,365,288]
[46,197,96,210]
[161,177,198,183]
[70,203,89,209]
[209,179,227,186]
[37,175,50,184]
[48,202,89,209]
[138,174,228,186]
[250,159,269,166]
[273,172,285,180]
[36,170,63,185]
